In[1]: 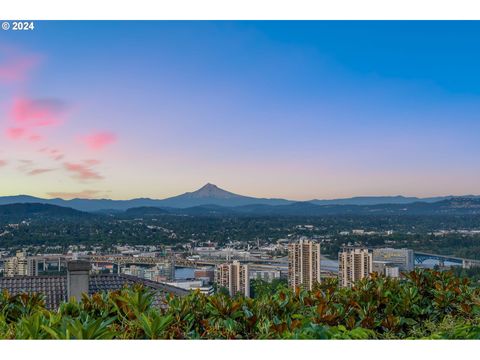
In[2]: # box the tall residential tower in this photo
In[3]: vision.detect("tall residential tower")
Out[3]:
[215,260,250,297]
[338,247,373,288]
[288,239,321,291]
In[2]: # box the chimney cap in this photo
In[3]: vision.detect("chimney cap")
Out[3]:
[67,260,91,272]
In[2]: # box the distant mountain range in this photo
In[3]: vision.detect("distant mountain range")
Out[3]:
[1,197,480,220]
[0,203,93,220]
[0,183,478,212]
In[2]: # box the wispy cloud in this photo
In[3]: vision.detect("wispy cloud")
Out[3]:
[10,97,67,127]
[0,48,41,84]
[1,44,115,189]
[46,189,103,200]
[84,159,101,166]
[28,134,43,142]
[27,168,55,176]
[16,158,56,176]
[17,159,34,173]
[17,160,55,176]
[81,132,117,151]
[64,161,103,181]
[38,147,65,161]
[4,97,68,142]
[5,127,27,140]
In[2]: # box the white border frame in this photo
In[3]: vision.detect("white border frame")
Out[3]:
[1,0,480,20]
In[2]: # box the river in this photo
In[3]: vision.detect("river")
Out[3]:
[174,256,339,280]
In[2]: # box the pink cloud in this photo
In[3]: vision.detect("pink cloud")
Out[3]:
[81,132,117,150]
[27,168,55,176]
[10,97,67,127]
[6,127,27,139]
[0,51,40,83]
[64,162,103,181]
[28,134,43,142]
[84,159,101,166]
[16,159,56,176]
[39,148,60,155]
[0,160,7,167]
[4,98,68,142]
[46,190,102,200]
[37,147,64,161]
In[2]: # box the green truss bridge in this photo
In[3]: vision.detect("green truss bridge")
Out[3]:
[414,251,480,268]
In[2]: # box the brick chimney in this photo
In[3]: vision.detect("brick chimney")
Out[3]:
[67,260,90,301]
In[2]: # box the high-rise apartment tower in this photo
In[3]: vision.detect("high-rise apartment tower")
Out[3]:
[215,260,250,297]
[338,247,373,288]
[288,239,321,291]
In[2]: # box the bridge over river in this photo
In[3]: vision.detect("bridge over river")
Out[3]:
[414,251,480,268]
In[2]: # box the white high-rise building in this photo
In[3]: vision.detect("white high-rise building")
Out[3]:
[215,260,250,297]
[288,239,321,291]
[338,247,373,288]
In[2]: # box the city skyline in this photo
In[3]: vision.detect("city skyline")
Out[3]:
[2,21,480,200]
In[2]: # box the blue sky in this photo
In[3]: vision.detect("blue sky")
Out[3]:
[1,21,479,200]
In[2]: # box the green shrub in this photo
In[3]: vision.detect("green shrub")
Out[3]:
[0,269,479,339]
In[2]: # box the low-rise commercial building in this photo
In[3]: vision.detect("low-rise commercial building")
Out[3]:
[373,260,401,279]
[372,248,414,273]
[4,251,38,277]
[194,267,215,283]
[249,269,281,282]
[121,259,175,282]
[166,279,214,295]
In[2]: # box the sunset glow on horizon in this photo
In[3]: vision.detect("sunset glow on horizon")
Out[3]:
[1,21,480,201]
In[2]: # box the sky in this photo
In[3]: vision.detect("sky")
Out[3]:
[1,21,480,201]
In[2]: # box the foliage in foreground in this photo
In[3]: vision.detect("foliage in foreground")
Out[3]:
[1,269,480,339]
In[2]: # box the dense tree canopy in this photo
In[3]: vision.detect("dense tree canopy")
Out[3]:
[3,214,480,259]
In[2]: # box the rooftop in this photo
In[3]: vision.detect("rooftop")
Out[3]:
[0,273,189,309]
